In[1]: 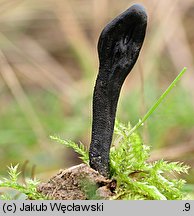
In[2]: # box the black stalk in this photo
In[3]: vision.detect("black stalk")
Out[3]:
[89,4,147,177]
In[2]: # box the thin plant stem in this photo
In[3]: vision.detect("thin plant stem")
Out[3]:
[128,67,187,136]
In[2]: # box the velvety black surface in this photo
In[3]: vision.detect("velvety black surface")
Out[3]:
[89,4,147,177]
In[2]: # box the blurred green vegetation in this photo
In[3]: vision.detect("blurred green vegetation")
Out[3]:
[0,0,194,197]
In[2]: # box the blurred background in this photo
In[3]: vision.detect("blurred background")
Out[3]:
[0,0,194,194]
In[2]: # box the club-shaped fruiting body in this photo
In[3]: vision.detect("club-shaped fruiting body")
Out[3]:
[89,4,147,177]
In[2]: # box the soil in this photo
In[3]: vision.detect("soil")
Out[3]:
[37,163,116,200]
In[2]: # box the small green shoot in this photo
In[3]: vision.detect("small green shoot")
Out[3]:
[110,120,190,200]
[0,164,47,200]
[50,136,89,164]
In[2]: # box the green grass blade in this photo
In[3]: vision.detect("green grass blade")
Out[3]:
[129,67,187,135]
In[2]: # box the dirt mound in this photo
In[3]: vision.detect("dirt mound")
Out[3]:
[37,163,116,200]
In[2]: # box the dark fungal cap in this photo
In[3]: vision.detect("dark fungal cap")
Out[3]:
[97,4,147,62]
[117,4,147,28]
[129,4,147,22]
[101,3,147,32]
[130,4,147,14]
